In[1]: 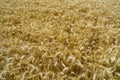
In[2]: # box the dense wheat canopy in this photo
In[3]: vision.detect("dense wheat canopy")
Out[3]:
[0,0,120,80]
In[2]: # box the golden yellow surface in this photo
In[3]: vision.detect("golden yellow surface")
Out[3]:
[0,0,120,80]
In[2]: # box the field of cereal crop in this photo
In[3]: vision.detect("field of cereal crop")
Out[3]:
[0,0,120,80]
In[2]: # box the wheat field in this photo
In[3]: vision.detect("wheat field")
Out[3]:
[0,0,120,80]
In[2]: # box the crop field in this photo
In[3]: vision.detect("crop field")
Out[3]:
[0,0,120,80]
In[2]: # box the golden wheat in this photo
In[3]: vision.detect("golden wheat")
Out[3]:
[0,0,120,80]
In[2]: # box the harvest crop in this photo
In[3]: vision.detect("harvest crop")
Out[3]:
[0,0,120,80]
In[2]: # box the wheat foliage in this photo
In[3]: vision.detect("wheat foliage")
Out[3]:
[0,0,120,80]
